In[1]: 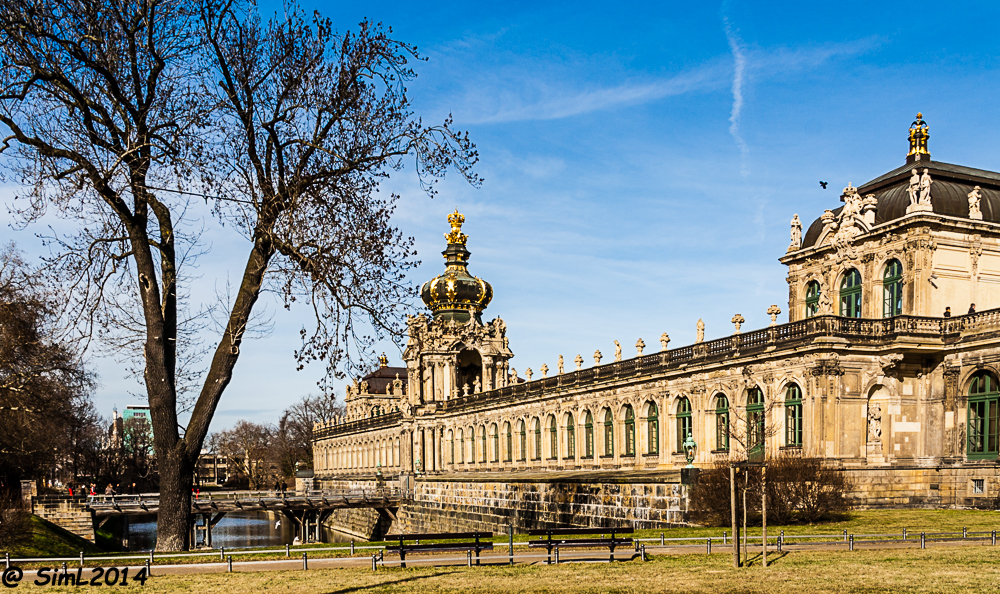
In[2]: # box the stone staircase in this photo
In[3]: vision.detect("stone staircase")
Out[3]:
[32,495,95,542]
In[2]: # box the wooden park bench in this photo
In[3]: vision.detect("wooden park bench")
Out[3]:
[527,526,634,563]
[384,532,494,568]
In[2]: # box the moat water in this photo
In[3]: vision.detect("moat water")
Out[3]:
[126,512,361,551]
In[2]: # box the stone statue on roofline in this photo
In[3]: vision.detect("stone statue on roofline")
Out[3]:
[789,214,802,251]
[969,186,983,220]
[636,338,645,356]
[614,341,622,362]
[557,355,564,374]
[696,319,705,343]
[660,333,670,351]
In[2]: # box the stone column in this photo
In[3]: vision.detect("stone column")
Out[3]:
[482,356,494,392]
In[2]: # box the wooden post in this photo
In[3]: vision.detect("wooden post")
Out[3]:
[762,465,767,568]
[731,465,739,568]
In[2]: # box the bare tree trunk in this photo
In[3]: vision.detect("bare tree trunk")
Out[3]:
[762,465,767,568]
[156,451,194,551]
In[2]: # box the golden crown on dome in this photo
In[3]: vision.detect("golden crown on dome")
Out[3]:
[421,210,493,324]
[444,209,468,245]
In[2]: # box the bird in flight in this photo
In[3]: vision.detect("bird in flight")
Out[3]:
[819,181,828,189]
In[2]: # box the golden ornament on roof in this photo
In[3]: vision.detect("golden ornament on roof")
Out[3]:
[444,209,468,245]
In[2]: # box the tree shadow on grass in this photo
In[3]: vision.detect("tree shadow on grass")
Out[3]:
[322,570,460,594]
[741,551,789,567]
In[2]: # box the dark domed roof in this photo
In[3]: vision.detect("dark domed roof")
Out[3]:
[801,159,1000,249]
[420,210,493,323]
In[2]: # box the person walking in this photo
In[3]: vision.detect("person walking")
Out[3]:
[943,307,952,317]
[281,480,288,496]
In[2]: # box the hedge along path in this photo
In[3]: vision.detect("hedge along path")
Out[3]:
[15,546,1000,593]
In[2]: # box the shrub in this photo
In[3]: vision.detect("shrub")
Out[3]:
[689,454,850,527]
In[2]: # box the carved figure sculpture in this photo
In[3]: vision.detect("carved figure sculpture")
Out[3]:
[731,314,745,335]
[473,376,481,393]
[594,350,602,364]
[969,186,983,220]
[919,169,933,205]
[767,304,782,326]
[696,319,705,343]
[867,402,882,441]
[360,380,369,394]
[906,168,920,207]
[789,214,802,251]
[540,363,548,378]
[819,290,833,314]
[509,368,517,384]
[574,354,583,370]
[660,333,670,351]
[557,355,564,374]
[636,338,645,356]
[614,341,622,362]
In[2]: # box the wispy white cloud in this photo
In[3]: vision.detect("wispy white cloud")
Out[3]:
[723,16,749,175]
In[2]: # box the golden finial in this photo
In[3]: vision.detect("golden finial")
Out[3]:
[907,113,930,161]
[378,352,388,367]
[444,209,468,245]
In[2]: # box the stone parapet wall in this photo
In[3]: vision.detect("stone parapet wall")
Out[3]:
[320,471,689,539]
[31,495,95,542]
[840,464,1000,509]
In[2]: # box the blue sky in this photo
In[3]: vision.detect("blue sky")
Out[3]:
[4,1,1000,429]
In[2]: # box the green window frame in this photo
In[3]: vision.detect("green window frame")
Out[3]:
[676,397,692,452]
[533,418,541,461]
[805,281,821,318]
[647,402,659,455]
[624,406,636,456]
[504,422,512,462]
[747,388,765,462]
[518,421,526,461]
[549,415,558,459]
[491,423,499,463]
[603,409,614,456]
[584,412,594,458]
[785,384,803,447]
[715,395,730,451]
[840,269,862,318]
[566,413,576,458]
[883,259,903,318]
[968,371,1000,459]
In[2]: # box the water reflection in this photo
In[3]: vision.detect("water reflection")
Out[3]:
[126,512,363,551]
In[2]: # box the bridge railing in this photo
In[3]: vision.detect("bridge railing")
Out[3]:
[85,487,411,509]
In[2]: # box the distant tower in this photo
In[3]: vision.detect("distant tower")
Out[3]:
[403,211,513,404]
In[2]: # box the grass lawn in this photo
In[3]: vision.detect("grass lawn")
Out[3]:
[10,515,103,558]
[16,544,1000,593]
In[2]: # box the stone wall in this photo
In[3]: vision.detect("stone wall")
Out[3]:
[841,465,1000,509]
[31,495,95,542]
[320,471,689,539]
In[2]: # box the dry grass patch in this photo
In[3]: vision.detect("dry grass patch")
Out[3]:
[17,544,1000,593]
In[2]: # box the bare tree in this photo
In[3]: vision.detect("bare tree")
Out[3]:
[272,393,343,478]
[0,245,96,488]
[208,420,274,490]
[0,0,477,550]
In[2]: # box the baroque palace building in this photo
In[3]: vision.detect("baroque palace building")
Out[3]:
[314,116,1000,507]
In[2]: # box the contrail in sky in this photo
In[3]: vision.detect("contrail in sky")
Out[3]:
[723,15,749,175]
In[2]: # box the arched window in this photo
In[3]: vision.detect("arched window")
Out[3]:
[548,415,558,459]
[584,411,594,459]
[532,417,542,460]
[457,429,464,463]
[805,281,821,317]
[491,423,499,463]
[785,384,803,447]
[715,395,730,451]
[883,259,903,318]
[675,398,691,453]
[623,405,635,456]
[968,371,1000,459]
[504,422,512,462]
[566,413,576,458]
[518,420,526,461]
[747,388,765,461]
[646,403,659,455]
[469,427,476,462]
[603,409,614,456]
[481,425,487,463]
[839,269,862,318]
[448,430,455,464]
